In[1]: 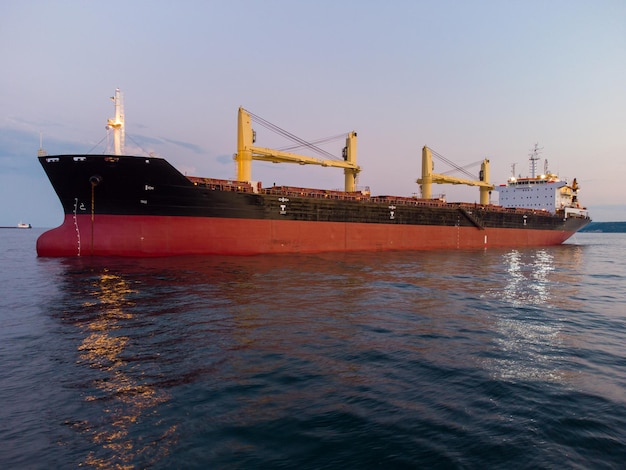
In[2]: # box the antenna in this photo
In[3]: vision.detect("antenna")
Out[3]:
[528,143,542,178]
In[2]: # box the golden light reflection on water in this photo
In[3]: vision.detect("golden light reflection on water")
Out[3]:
[74,270,176,469]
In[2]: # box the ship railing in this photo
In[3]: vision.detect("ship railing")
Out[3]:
[563,207,590,219]
[478,204,556,217]
[187,177,570,217]
[370,196,451,207]
[262,186,370,201]
[262,187,467,208]
[187,176,256,193]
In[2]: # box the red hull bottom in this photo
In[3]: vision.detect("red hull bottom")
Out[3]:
[37,215,578,257]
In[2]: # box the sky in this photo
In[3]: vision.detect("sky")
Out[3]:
[1,0,625,227]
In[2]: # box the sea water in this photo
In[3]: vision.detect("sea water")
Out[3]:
[1,229,625,469]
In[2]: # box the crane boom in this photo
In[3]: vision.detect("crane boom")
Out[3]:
[235,107,361,192]
[246,145,357,168]
[417,146,495,204]
[430,174,494,188]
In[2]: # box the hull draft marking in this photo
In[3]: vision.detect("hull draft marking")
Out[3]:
[73,198,81,257]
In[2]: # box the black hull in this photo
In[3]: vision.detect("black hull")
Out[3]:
[36,154,591,257]
[39,154,589,231]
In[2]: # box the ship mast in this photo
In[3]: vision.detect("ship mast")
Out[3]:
[107,88,125,156]
[37,132,47,157]
[529,143,542,178]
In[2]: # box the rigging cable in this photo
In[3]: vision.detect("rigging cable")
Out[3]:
[430,148,478,180]
[86,135,108,155]
[125,133,155,157]
[247,110,343,161]
[440,159,484,176]
[278,133,346,153]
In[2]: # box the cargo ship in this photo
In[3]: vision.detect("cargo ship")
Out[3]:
[36,90,590,257]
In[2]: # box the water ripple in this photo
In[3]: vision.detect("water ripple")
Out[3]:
[2,232,626,468]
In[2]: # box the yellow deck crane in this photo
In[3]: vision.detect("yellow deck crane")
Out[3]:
[234,107,361,192]
[417,146,495,205]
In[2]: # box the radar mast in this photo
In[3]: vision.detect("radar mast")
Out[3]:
[107,88,125,155]
[529,143,542,178]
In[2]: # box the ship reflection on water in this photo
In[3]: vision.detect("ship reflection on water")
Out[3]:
[46,244,587,468]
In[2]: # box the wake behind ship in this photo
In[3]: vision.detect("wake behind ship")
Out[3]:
[37,90,590,257]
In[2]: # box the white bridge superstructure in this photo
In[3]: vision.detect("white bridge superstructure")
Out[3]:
[497,145,588,218]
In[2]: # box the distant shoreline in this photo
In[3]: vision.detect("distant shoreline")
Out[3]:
[579,221,626,233]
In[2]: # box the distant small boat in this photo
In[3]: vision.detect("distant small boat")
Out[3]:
[17,222,32,229]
